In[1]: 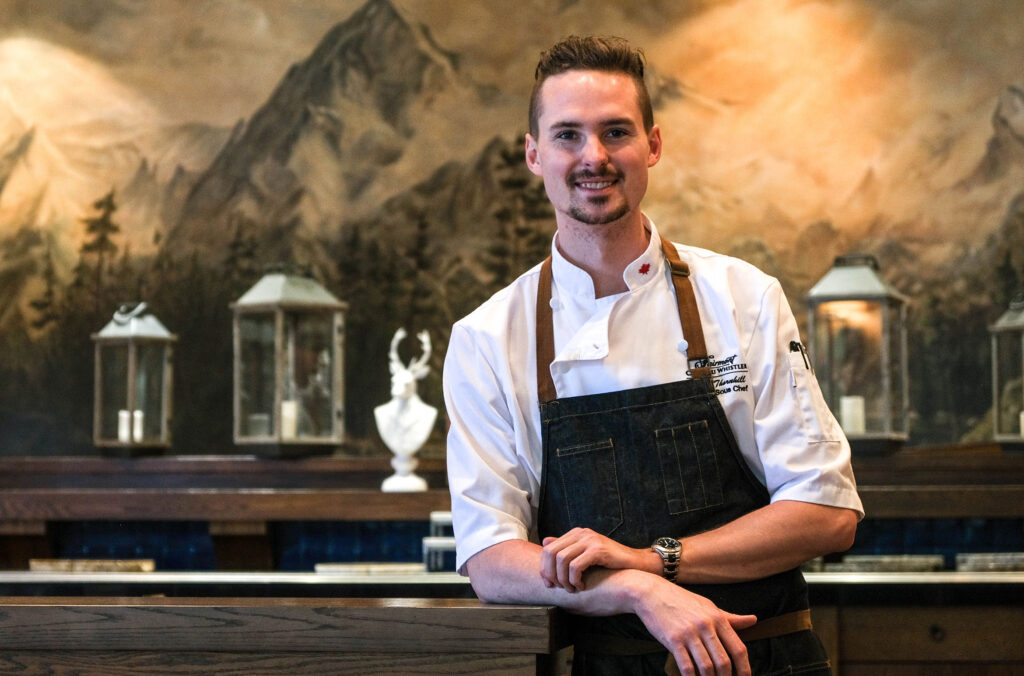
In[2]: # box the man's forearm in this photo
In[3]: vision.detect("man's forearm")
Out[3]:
[538,500,857,590]
[676,500,857,584]
[466,538,647,616]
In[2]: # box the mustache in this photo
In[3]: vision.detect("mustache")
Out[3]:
[568,169,620,183]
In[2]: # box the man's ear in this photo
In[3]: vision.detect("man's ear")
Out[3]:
[647,124,663,168]
[525,133,542,176]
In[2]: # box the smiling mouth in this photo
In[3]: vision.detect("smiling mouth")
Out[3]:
[573,174,619,190]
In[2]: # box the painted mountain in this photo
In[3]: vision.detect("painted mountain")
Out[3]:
[163,0,514,270]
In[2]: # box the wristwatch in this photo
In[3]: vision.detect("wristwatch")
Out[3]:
[651,536,681,581]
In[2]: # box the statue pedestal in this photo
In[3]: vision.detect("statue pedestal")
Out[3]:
[381,470,428,492]
[381,453,428,492]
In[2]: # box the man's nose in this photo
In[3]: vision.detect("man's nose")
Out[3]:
[580,135,609,167]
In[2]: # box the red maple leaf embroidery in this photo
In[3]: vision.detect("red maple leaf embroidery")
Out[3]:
[638,263,651,275]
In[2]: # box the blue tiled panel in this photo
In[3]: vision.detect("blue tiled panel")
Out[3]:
[273,521,431,571]
[847,518,1024,568]
[51,521,216,571]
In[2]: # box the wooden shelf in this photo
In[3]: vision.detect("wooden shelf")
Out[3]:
[0,454,448,490]
[857,484,1024,518]
[0,487,451,521]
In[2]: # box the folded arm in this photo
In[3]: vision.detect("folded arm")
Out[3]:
[540,500,857,590]
[468,538,757,676]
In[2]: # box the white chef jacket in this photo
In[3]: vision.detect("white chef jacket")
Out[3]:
[443,218,863,574]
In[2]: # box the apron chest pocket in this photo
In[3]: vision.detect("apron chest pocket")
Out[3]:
[655,420,724,514]
[554,439,624,536]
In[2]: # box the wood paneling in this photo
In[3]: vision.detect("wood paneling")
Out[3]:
[839,606,1024,662]
[811,606,840,667]
[842,666,1024,676]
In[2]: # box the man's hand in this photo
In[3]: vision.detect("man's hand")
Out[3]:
[631,579,757,676]
[540,527,661,591]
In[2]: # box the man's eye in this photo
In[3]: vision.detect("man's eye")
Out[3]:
[555,130,577,140]
[607,128,629,138]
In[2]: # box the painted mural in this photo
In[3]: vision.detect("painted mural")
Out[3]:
[0,0,1022,455]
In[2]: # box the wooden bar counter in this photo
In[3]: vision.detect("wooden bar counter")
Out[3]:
[0,596,570,675]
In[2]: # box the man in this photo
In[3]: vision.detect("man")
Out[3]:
[443,35,862,676]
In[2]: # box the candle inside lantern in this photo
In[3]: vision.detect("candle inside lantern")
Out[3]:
[248,413,270,437]
[132,410,144,443]
[840,396,866,434]
[118,410,132,443]
[281,400,298,440]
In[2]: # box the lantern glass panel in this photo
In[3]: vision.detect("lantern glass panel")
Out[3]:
[813,300,883,434]
[885,303,906,433]
[994,331,1024,437]
[99,344,129,440]
[283,312,334,439]
[239,314,276,437]
[135,343,166,442]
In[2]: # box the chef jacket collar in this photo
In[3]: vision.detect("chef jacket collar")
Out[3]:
[550,216,666,300]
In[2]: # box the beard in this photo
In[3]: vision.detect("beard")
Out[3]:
[568,198,630,225]
[566,169,629,225]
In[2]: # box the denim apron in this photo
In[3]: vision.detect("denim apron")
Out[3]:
[535,237,831,675]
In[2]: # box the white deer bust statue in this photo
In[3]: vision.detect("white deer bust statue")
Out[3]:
[375,328,438,492]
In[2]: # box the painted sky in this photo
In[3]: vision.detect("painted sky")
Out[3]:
[2,0,1024,272]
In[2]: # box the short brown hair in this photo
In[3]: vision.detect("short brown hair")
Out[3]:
[529,35,653,138]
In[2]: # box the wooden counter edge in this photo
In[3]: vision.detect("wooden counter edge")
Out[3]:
[0,597,570,655]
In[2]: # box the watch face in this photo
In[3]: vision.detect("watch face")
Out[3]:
[654,537,680,551]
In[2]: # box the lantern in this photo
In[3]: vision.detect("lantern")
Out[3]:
[807,254,909,454]
[92,303,176,452]
[232,269,347,455]
[991,292,1024,450]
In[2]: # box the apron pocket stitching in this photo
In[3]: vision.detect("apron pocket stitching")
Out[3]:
[555,438,623,535]
[656,420,724,515]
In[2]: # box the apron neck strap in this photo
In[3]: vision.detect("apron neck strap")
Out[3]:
[659,235,713,380]
[536,255,557,403]
[536,237,712,404]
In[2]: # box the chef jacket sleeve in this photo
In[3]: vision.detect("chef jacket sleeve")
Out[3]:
[444,322,536,574]
[748,281,865,519]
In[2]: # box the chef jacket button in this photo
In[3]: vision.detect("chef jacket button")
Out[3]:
[677,339,688,353]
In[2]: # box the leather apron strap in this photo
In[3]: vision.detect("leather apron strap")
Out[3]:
[535,235,711,404]
[658,235,712,381]
[536,254,557,404]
